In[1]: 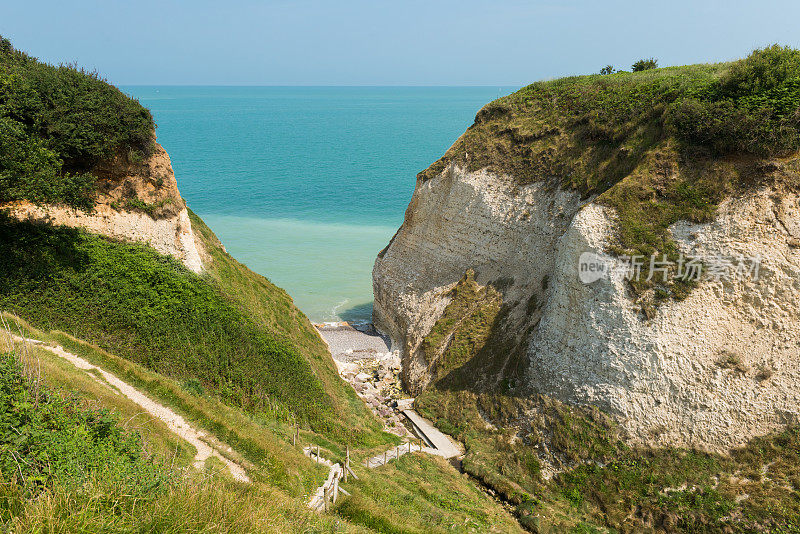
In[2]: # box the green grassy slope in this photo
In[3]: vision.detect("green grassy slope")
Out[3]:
[0,340,365,533]
[188,210,384,442]
[1,319,523,533]
[335,453,524,533]
[0,214,384,444]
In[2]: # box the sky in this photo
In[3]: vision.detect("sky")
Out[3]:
[3,0,800,86]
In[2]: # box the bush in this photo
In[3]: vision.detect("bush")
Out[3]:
[599,65,615,75]
[0,352,168,497]
[631,57,658,71]
[0,36,155,209]
[0,216,337,432]
[666,45,800,155]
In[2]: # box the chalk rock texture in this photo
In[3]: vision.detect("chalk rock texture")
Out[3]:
[373,162,800,451]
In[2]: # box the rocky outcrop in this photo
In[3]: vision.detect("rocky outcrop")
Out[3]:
[373,161,800,451]
[373,164,583,393]
[3,143,203,273]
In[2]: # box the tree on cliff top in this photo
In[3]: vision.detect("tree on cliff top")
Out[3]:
[631,57,658,71]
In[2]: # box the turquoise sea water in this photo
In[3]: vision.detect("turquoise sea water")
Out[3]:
[123,86,515,323]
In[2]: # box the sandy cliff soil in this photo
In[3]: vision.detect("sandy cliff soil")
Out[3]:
[2,143,203,273]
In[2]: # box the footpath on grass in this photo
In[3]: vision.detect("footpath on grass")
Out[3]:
[6,319,464,515]
[6,332,251,483]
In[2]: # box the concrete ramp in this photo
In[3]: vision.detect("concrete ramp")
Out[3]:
[402,409,461,459]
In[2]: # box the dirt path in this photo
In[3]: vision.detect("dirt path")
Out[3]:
[13,335,251,483]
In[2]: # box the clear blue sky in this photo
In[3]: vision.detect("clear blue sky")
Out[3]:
[3,0,799,86]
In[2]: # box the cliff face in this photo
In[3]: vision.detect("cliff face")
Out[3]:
[373,159,800,451]
[3,143,203,273]
[373,164,582,393]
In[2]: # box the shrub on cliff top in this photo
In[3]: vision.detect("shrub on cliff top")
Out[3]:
[667,45,800,155]
[631,57,658,71]
[0,36,155,210]
[434,44,800,186]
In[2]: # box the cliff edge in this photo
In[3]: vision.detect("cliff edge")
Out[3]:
[2,142,204,273]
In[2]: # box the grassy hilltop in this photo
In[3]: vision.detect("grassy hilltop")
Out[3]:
[423,46,800,304]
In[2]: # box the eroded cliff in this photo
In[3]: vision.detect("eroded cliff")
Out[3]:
[374,48,800,452]
[3,143,203,273]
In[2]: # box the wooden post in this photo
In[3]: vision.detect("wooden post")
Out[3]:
[333,472,339,503]
[346,462,358,480]
[384,451,387,465]
[317,445,320,463]
[344,447,349,482]
[408,441,411,454]
[323,486,329,512]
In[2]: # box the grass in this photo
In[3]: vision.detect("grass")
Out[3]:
[25,341,196,468]
[0,348,170,504]
[0,35,155,210]
[4,315,337,496]
[188,210,386,445]
[3,476,366,534]
[335,452,523,533]
[2,318,530,533]
[0,340,373,533]
[0,212,387,445]
[418,46,800,308]
[419,386,800,532]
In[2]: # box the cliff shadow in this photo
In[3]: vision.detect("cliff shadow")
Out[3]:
[0,213,89,284]
[338,301,374,326]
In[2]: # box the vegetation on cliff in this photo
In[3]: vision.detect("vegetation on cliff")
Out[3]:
[416,274,800,532]
[420,45,800,305]
[0,36,154,210]
[0,213,384,443]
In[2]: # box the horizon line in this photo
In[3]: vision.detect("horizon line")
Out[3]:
[118,83,524,88]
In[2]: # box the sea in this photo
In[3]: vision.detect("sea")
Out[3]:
[123,86,516,324]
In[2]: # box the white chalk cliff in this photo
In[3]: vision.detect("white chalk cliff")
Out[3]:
[3,143,203,273]
[373,161,800,451]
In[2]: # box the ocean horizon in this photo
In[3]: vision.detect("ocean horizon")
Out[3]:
[123,86,517,323]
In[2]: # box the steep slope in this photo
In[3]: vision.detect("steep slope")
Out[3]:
[1,317,524,533]
[0,35,382,442]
